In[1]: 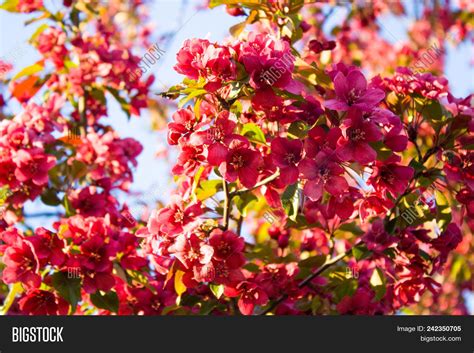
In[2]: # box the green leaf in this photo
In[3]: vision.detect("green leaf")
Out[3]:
[370,141,393,161]
[409,159,426,172]
[294,58,332,88]
[51,271,80,313]
[225,81,244,101]
[63,196,76,217]
[191,166,205,201]
[89,88,106,104]
[243,263,260,273]
[294,298,312,311]
[195,179,222,201]
[178,89,207,108]
[29,24,49,42]
[384,218,397,234]
[210,284,224,299]
[338,222,364,236]
[287,121,308,139]
[370,267,386,301]
[12,61,44,81]
[422,100,443,121]
[241,123,266,145]
[230,20,246,37]
[0,185,11,205]
[208,0,265,10]
[230,100,243,116]
[435,190,451,231]
[281,183,300,221]
[90,291,119,313]
[311,296,322,314]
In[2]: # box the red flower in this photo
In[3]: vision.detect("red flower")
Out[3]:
[148,196,203,237]
[337,287,375,315]
[209,229,245,268]
[383,124,408,152]
[213,260,245,286]
[168,234,215,282]
[358,192,393,222]
[79,235,115,273]
[19,289,69,315]
[431,223,462,254]
[169,234,213,268]
[190,111,240,166]
[0,159,19,189]
[218,137,262,188]
[2,238,41,288]
[325,69,385,111]
[255,263,298,299]
[70,187,108,217]
[443,151,474,190]
[172,145,206,177]
[362,219,396,253]
[174,39,235,90]
[394,277,440,307]
[304,126,341,159]
[82,270,116,294]
[239,32,294,90]
[174,38,211,80]
[457,188,474,218]
[299,151,348,201]
[271,137,303,185]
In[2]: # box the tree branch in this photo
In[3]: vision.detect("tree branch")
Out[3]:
[222,179,230,230]
[259,248,352,315]
[231,170,280,197]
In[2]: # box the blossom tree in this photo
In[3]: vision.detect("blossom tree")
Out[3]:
[0,0,473,315]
